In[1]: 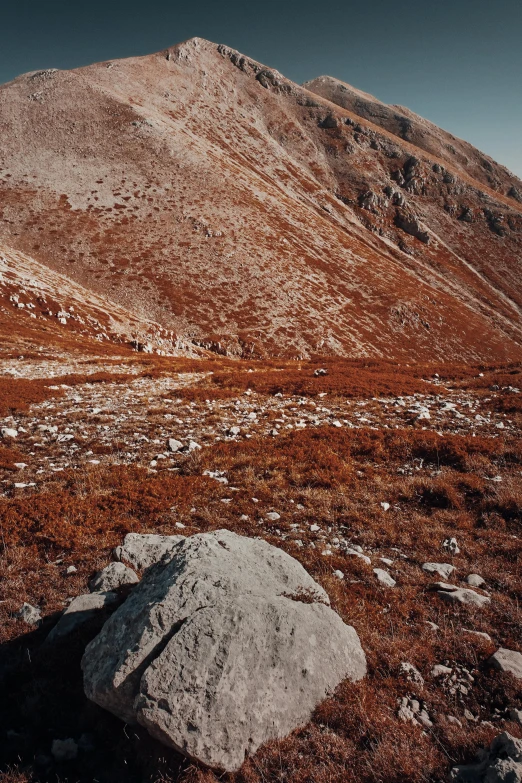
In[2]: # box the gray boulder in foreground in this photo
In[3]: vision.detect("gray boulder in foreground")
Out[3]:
[450,732,522,782]
[113,532,184,570]
[83,530,366,771]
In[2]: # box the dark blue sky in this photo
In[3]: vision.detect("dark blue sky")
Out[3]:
[1,0,521,177]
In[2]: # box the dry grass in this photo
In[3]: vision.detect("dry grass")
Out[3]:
[0,359,521,783]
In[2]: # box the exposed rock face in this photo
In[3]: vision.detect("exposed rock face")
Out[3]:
[82,530,366,771]
[450,732,522,782]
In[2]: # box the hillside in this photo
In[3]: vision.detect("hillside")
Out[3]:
[0,38,521,359]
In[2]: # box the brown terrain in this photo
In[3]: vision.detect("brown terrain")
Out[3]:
[0,37,522,360]
[0,37,521,783]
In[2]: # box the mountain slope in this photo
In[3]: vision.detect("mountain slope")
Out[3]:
[1,37,521,359]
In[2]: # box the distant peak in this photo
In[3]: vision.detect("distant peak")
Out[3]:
[164,36,218,62]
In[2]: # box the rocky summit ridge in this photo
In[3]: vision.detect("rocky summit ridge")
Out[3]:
[1,36,522,360]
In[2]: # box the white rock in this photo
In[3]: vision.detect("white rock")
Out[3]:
[266,512,281,521]
[186,440,201,452]
[380,502,390,512]
[66,565,77,575]
[89,562,139,593]
[334,570,344,580]
[374,568,396,587]
[1,427,18,439]
[422,562,456,580]
[489,648,522,679]
[228,426,241,436]
[465,573,485,588]
[167,438,183,452]
[430,582,490,608]
[82,530,366,772]
[432,664,453,677]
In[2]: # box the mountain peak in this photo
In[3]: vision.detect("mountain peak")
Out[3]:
[0,37,521,360]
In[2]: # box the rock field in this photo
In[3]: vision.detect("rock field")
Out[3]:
[0,350,521,782]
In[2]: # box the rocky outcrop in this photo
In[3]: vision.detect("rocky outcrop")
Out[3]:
[82,530,366,771]
[394,211,430,244]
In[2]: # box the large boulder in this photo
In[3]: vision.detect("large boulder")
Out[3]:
[82,530,366,771]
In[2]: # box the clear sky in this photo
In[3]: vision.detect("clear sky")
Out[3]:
[1,0,521,177]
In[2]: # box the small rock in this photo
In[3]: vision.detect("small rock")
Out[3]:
[423,562,455,580]
[380,502,390,512]
[51,738,78,762]
[334,570,344,580]
[466,573,485,588]
[1,427,18,439]
[314,368,328,376]
[443,537,460,555]
[508,708,522,725]
[430,582,490,608]
[462,629,492,641]
[266,512,281,521]
[16,602,41,625]
[228,426,241,436]
[89,562,139,593]
[374,568,396,587]
[432,664,453,677]
[167,438,183,452]
[66,565,77,575]
[489,648,522,679]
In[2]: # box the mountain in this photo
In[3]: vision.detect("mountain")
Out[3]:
[1,37,522,360]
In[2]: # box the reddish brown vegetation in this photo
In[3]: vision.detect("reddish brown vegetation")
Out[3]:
[210,359,438,397]
[1,408,520,782]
